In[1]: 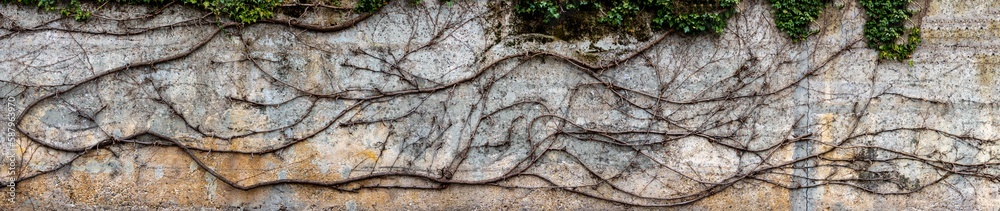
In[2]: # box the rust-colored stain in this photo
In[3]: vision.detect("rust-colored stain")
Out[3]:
[359,149,379,161]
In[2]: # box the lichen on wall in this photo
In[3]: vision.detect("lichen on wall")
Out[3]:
[1,0,999,209]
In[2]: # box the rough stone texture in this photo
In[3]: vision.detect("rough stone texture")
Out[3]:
[1,0,999,209]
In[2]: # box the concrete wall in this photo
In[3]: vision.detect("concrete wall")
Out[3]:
[1,0,998,209]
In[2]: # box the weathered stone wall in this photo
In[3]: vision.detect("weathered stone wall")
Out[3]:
[1,0,999,209]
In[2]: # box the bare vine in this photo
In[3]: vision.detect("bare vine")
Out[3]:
[2,0,998,208]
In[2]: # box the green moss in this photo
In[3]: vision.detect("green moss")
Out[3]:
[575,51,600,63]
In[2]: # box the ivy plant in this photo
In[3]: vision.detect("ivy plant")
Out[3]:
[4,0,93,21]
[356,0,387,13]
[597,0,638,26]
[514,0,562,22]
[513,0,740,35]
[650,0,739,34]
[859,0,920,61]
[3,0,283,23]
[769,0,829,41]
